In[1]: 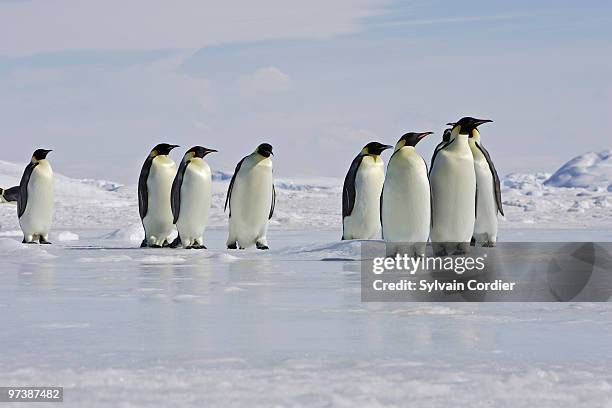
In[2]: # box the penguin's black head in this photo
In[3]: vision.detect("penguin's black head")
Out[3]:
[256,143,274,158]
[442,128,452,142]
[453,117,492,135]
[363,142,392,156]
[32,149,52,161]
[398,132,433,147]
[187,145,218,159]
[151,143,179,157]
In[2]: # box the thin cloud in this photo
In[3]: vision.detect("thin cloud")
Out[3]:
[235,67,292,94]
[0,0,389,56]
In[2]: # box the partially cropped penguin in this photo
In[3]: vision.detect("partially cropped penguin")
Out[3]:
[381,132,432,256]
[170,146,217,249]
[430,117,491,255]
[0,186,19,204]
[468,124,503,247]
[138,143,179,248]
[17,149,54,244]
[225,143,275,250]
[342,142,392,240]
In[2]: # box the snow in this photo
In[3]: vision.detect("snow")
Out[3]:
[56,231,79,241]
[544,150,612,189]
[1,155,612,406]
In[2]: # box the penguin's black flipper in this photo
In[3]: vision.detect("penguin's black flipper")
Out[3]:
[1,186,19,203]
[138,156,154,220]
[17,162,38,218]
[379,184,384,239]
[269,184,276,220]
[342,154,364,240]
[224,157,246,217]
[476,142,504,216]
[171,159,189,224]
[422,157,433,228]
[140,239,148,248]
[342,154,364,219]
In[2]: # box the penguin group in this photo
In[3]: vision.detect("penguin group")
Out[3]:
[137,142,275,249]
[2,116,500,253]
[1,143,276,249]
[342,116,503,256]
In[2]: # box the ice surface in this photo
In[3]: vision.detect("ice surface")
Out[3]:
[1,157,612,406]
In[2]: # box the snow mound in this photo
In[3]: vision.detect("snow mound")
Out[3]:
[105,224,144,242]
[55,231,79,241]
[77,179,124,191]
[544,150,612,189]
[0,238,56,259]
[211,170,233,181]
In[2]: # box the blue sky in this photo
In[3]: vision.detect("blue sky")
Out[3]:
[0,0,610,182]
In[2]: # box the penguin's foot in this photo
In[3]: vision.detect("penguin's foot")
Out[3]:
[227,243,237,249]
[256,242,269,250]
[484,241,496,247]
[192,244,206,250]
[151,244,162,248]
[162,240,172,248]
[140,239,148,248]
[39,238,52,245]
[23,239,37,244]
[184,245,193,249]
[168,237,181,248]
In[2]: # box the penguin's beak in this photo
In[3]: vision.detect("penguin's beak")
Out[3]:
[203,148,218,156]
[417,132,433,140]
[382,145,393,151]
[170,145,180,150]
[474,119,493,127]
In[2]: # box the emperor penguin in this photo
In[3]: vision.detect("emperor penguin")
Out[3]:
[468,125,503,247]
[342,142,392,240]
[381,132,432,256]
[17,149,54,244]
[138,143,179,248]
[225,143,275,250]
[170,146,217,249]
[430,117,491,255]
[0,186,19,204]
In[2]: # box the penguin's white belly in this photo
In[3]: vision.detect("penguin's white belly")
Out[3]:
[20,164,54,237]
[473,158,498,241]
[229,160,273,247]
[343,158,384,240]
[143,158,176,244]
[382,151,430,243]
[430,148,476,243]
[176,162,212,243]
